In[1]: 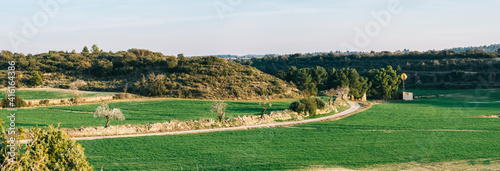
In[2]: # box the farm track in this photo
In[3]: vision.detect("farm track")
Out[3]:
[20,101,360,143]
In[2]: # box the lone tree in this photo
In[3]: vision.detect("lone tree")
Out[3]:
[259,96,272,118]
[81,46,89,54]
[210,101,227,122]
[94,103,125,128]
[69,79,87,104]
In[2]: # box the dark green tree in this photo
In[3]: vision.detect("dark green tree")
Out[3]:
[345,68,371,99]
[311,66,328,89]
[81,46,90,54]
[293,68,312,90]
[305,82,318,97]
[368,66,401,99]
[166,56,178,69]
[29,71,43,86]
[285,66,297,83]
[91,44,100,55]
[327,68,348,89]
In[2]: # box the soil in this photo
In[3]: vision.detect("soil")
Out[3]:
[473,115,500,118]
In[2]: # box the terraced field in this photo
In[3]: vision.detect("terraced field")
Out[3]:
[0,88,115,100]
[4,98,296,128]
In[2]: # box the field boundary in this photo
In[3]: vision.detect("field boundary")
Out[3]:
[20,101,360,143]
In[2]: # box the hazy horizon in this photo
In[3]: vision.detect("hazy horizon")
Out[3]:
[2,0,499,56]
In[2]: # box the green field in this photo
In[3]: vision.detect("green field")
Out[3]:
[78,89,500,170]
[0,89,115,100]
[3,98,297,128]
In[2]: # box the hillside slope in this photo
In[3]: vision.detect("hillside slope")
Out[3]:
[0,49,300,100]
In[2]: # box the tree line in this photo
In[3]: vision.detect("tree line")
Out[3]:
[277,65,400,100]
[238,49,500,89]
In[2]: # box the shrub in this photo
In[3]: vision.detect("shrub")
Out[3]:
[302,98,318,116]
[289,97,324,116]
[1,125,92,170]
[314,98,326,110]
[40,99,50,105]
[1,96,27,108]
[289,101,302,113]
[114,92,134,99]
[211,101,227,122]
[29,71,43,87]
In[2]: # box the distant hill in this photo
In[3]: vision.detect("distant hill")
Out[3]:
[446,44,500,52]
[0,49,299,100]
[205,54,278,59]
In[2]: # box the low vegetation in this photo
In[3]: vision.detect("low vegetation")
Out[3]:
[1,124,92,170]
[210,101,227,122]
[289,97,326,116]
[1,96,27,108]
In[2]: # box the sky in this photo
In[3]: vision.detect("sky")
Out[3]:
[1,0,499,56]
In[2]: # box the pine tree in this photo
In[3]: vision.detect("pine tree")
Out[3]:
[81,46,90,54]
[29,71,43,86]
[368,66,400,99]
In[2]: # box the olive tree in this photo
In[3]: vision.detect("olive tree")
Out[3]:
[323,89,336,106]
[69,79,87,104]
[211,101,227,122]
[335,86,350,100]
[94,103,125,128]
[259,96,272,118]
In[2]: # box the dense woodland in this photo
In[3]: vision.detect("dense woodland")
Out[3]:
[237,49,500,89]
[0,46,298,100]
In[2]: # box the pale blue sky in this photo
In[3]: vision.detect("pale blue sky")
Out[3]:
[1,0,499,56]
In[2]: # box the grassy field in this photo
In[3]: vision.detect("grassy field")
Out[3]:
[78,89,500,170]
[3,98,298,128]
[0,89,115,100]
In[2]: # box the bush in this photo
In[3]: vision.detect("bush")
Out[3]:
[314,98,326,110]
[113,92,134,99]
[29,71,43,87]
[302,98,318,116]
[290,101,301,112]
[289,97,325,116]
[40,99,50,105]
[290,101,306,114]
[1,125,92,170]
[1,96,27,108]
